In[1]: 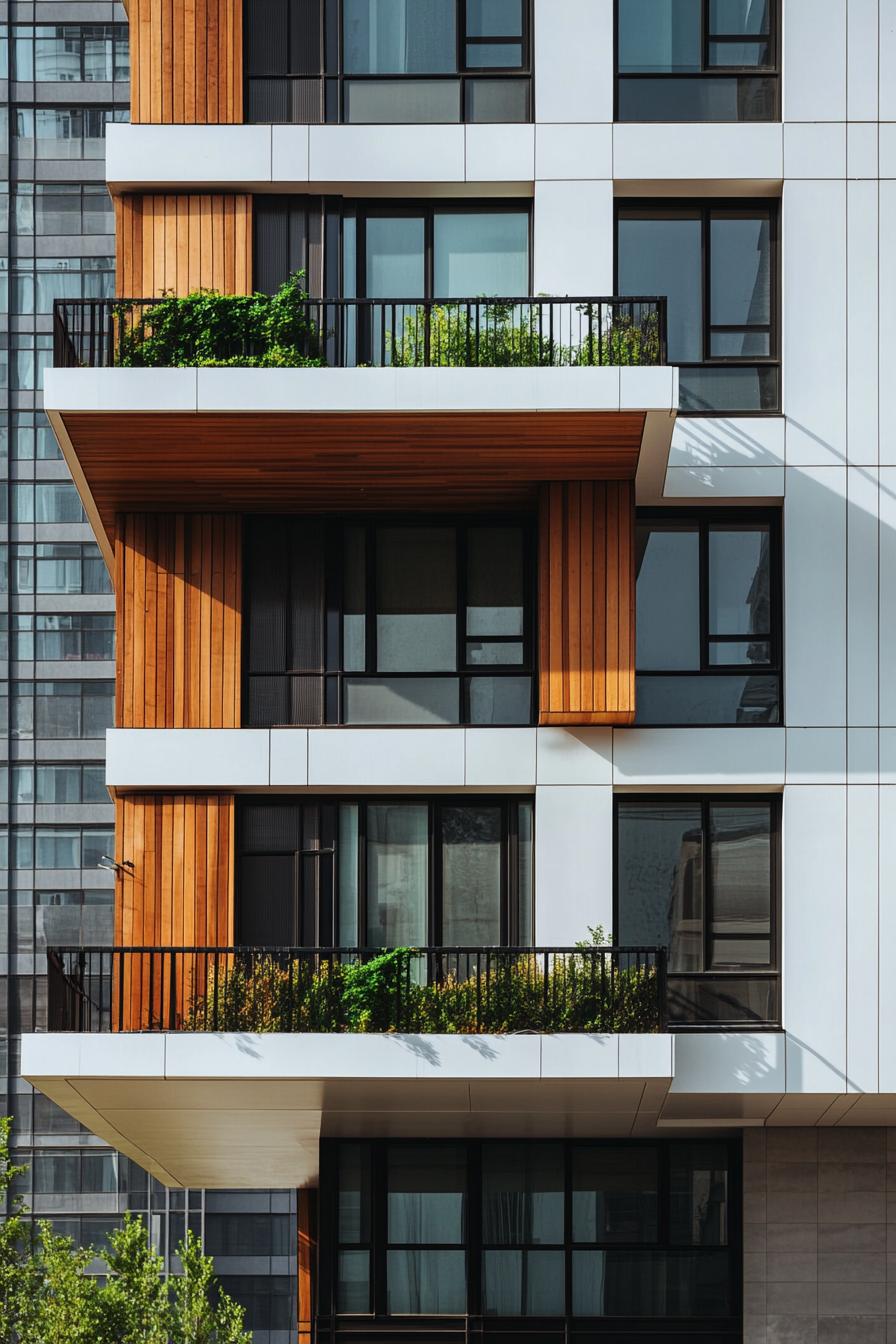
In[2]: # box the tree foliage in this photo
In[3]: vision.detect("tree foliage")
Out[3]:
[0,1122,252,1343]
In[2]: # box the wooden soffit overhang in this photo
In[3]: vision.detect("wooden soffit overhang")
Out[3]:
[45,367,679,565]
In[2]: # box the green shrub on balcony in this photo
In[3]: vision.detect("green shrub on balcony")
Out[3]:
[389,301,660,368]
[115,271,325,368]
[183,948,661,1035]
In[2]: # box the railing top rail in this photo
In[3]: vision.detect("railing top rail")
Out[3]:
[54,295,668,310]
[48,943,667,956]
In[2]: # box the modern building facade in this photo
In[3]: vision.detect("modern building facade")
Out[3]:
[18,1,896,1341]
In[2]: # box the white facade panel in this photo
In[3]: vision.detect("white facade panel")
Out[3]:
[534,786,613,945]
[847,0,881,122]
[533,179,613,295]
[612,729,785,788]
[880,469,896,725]
[535,124,612,181]
[307,729,466,789]
[667,417,786,471]
[883,2,896,121]
[879,787,896,1089]
[782,182,847,467]
[662,466,785,499]
[784,467,848,726]
[611,123,783,184]
[535,729,613,787]
[847,468,881,725]
[105,123,273,188]
[847,182,880,464]
[533,0,612,123]
[464,124,535,182]
[784,729,847,783]
[847,785,880,1092]
[105,729,271,789]
[782,786,848,1091]
[783,0,847,122]
[880,186,896,461]
[783,123,847,179]
[464,729,537,788]
[307,125,465,184]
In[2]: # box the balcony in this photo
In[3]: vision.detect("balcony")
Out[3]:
[44,294,678,565]
[47,945,667,1035]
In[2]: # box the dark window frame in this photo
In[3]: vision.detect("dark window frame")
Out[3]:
[634,506,783,725]
[613,793,782,1029]
[320,1137,742,1330]
[614,0,780,122]
[244,0,533,125]
[243,511,538,729]
[616,199,781,416]
[237,794,534,949]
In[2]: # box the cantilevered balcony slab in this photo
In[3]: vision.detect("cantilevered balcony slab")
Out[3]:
[23,1031,675,1188]
[44,364,678,566]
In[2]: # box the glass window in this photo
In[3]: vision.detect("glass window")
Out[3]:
[366,803,429,947]
[365,216,426,298]
[635,512,780,725]
[241,796,533,950]
[344,0,456,74]
[433,211,529,296]
[245,516,533,728]
[330,1139,737,1323]
[387,1145,466,1314]
[617,204,778,414]
[617,0,777,121]
[616,796,778,1025]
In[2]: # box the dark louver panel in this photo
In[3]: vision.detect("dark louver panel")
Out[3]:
[238,855,296,944]
[253,197,325,296]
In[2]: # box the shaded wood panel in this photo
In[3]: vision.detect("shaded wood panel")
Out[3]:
[114,794,235,1030]
[298,1189,316,1344]
[115,194,253,297]
[116,513,242,728]
[62,411,646,548]
[130,0,242,123]
[539,480,636,726]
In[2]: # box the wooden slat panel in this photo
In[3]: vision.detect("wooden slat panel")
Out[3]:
[63,410,646,547]
[114,194,252,298]
[116,513,242,727]
[130,0,242,123]
[538,480,636,726]
[297,1190,316,1344]
[114,793,235,1030]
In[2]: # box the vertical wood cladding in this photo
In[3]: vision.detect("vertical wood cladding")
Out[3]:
[114,794,235,1029]
[539,481,636,726]
[129,0,243,123]
[115,514,242,728]
[115,194,253,297]
[297,1189,317,1344]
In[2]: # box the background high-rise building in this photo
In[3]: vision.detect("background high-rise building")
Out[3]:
[0,8,295,1339]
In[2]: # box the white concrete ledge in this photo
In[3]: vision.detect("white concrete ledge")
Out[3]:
[106,726,795,793]
[105,122,786,194]
[44,365,679,417]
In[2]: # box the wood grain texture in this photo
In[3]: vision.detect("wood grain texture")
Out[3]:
[115,194,252,297]
[129,0,242,123]
[113,793,235,1029]
[538,480,636,726]
[116,513,242,728]
[62,411,646,548]
[297,1190,316,1344]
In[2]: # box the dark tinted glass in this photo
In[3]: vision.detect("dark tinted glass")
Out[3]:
[388,1145,466,1243]
[482,1143,564,1244]
[710,803,772,965]
[710,0,769,33]
[465,77,529,121]
[617,74,777,120]
[376,528,457,672]
[572,1145,659,1243]
[343,0,455,73]
[467,526,524,637]
[635,673,780,725]
[636,525,700,669]
[669,1143,729,1246]
[708,527,770,637]
[617,0,702,72]
[441,805,502,944]
[679,363,779,413]
[467,0,523,36]
[618,216,702,362]
[616,801,704,973]
[711,216,771,326]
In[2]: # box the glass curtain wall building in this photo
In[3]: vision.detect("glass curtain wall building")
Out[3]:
[0,7,294,1340]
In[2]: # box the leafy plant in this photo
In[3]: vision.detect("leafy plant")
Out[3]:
[115,271,325,369]
[184,946,661,1036]
[0,1123,252,1342]
[389,301,660,368]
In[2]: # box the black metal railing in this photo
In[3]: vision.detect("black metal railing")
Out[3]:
[53,296,667,370]
[47,945,666,1035]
